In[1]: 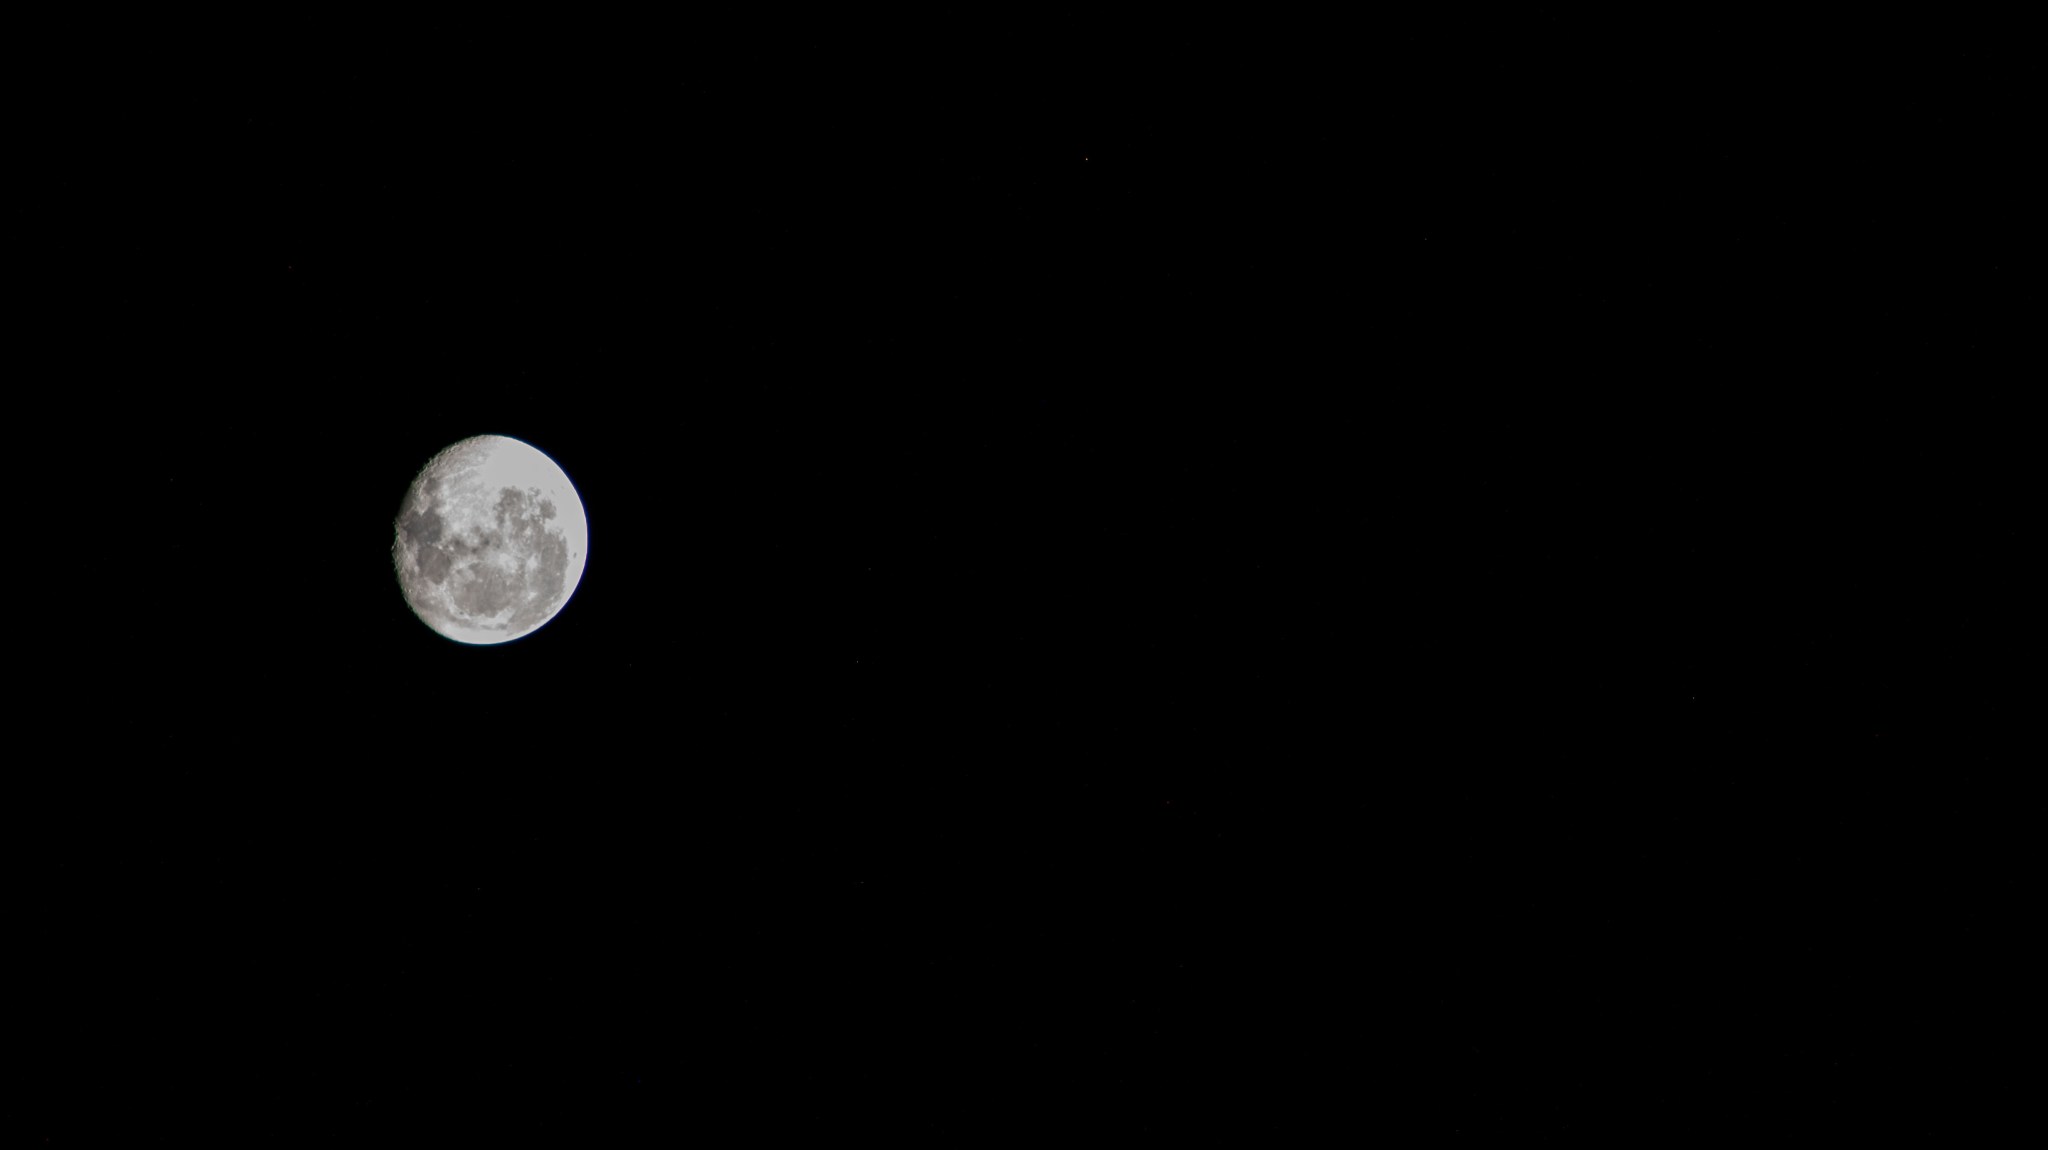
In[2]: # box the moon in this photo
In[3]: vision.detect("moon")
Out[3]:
[392,435,588,645]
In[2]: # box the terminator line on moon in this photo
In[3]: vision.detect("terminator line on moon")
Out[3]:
[393,435,588,644]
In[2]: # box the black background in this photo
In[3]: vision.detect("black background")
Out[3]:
[22,15,2029,1140]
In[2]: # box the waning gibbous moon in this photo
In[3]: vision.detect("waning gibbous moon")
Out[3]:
[392,435,588,645]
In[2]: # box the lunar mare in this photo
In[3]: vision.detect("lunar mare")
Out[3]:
[393,435,588,644]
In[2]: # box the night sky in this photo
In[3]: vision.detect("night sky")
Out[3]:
[24,17,2027,1141]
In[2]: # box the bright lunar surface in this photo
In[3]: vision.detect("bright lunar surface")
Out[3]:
[393,435,588,644]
